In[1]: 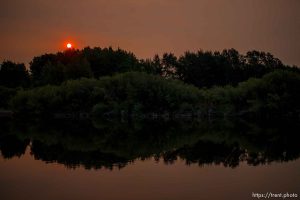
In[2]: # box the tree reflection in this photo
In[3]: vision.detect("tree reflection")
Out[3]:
[0,135,29,159]
[0,118,299,170]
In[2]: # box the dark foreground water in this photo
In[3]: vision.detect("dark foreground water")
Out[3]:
[0,118,299,200]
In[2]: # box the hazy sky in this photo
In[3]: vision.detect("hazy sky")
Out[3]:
[0,0,299,66]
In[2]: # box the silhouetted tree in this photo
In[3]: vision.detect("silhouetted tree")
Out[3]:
[139,54,163,75]
[30,53,57,86]
[243,50,281,78]
[176,50,230,88]
[82,47,139,78]
[0,61,30,88]
[161,53,178,78]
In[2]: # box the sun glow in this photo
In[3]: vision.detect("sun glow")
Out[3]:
[66,43,72,49]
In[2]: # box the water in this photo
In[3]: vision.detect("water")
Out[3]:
[1,118,299,200]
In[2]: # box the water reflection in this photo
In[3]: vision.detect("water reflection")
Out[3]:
[0,118,299,170]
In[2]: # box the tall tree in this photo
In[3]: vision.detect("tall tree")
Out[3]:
[161,53,178,78]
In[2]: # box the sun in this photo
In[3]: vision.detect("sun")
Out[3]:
[66,43,72,49]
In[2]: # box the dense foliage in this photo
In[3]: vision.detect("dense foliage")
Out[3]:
[206,70,300,117]
[9,70,300,118]
[11,72,203,117]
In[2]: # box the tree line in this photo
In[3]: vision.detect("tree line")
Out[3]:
[1,47,299,88]
[1,47,300,118]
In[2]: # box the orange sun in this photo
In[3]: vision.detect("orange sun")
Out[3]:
[66,43,72,49]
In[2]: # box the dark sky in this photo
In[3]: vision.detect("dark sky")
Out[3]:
[1,0,299,66]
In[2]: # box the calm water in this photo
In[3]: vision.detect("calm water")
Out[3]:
[0,118,299,200]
